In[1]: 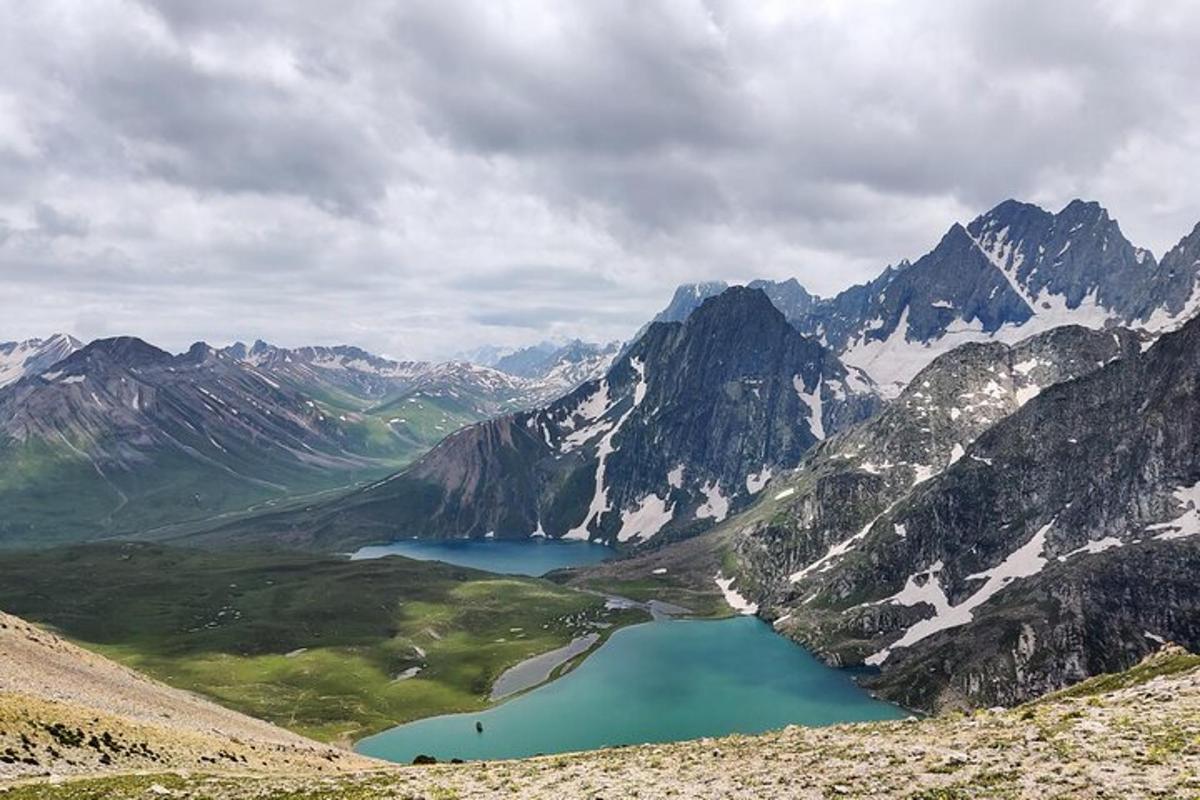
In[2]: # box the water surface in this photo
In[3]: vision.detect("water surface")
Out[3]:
[357,616,904,763]
[349,538,615,576]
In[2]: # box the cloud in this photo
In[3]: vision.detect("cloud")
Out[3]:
[0,0,1198,358]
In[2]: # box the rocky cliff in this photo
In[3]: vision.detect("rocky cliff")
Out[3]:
[242,287,880,550]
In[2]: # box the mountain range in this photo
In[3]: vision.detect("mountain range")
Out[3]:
[4,196,1200,717]
[0,336,609,546]
[187,196,1200,713]
[205,287,880,549]
[659,200,1200,395]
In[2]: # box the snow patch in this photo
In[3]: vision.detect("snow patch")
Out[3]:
[695,480,729,522]
[1146,482,1200,540]
[948,443,966,465]
[793,375,825,439]
[617,493,674,542]
[1059,536,1123,560]
[745,466,773,494]
[564,358,647,540]
[667,464,685,489]
[714,574,758,615]
[867,520,1053,665]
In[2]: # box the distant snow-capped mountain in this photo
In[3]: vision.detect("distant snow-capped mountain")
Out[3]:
[655,200,1200,396]
[221,339,534,417]
[0,334,82,388]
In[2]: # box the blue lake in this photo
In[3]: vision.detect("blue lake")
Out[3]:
[349,538,616,576]
[356,616,905,763]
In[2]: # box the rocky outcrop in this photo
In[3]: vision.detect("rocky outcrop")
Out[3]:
[736,312,1200,710]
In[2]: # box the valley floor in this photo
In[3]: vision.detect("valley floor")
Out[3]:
[6,648,1199,799]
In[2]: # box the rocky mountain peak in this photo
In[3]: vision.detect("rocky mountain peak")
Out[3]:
[57,337,174,373]
[683,284,784,330]
[284,286,879,548]
[651,280,731,325]
[650,200,1200,396]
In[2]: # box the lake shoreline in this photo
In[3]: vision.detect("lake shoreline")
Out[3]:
[354,615,907,763]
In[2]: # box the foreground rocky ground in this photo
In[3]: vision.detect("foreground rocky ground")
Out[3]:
[0,611,376,778]
[3,618,1198,799]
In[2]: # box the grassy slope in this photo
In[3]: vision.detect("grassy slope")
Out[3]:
[0,435,404,550]
[0,543,647,743]
[0,380,499,550]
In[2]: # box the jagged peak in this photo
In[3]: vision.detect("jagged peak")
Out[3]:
[180,341,220,364]
[1162,219,1200,264]
[1058,197,1108,218]
[978,198,1048,223]
[688,285,786,326]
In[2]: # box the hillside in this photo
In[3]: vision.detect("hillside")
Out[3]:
[0,338,411,547]
[4,640,1197,798]
[0,610,378,781]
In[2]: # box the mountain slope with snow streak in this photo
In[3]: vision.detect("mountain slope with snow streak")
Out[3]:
[208,287,880,551]
[0,334,82,388]
[719,312,1200,712]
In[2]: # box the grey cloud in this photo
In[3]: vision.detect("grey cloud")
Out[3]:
[1,0,1199,358]
[446,264,621,294]
[34,204,88,238]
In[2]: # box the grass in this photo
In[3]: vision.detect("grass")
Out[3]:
[0,434,404,551]
[0,542,648,743]
[0,380,505,551]
[1036,647,1200,703]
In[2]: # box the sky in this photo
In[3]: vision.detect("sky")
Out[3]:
[2,0,1199,360]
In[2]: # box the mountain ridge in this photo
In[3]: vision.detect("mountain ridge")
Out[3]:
[203,287,881,550]
[721,308,1200,710]
[656,199,1200,395]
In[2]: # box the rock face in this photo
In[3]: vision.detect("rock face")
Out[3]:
[735,324,1146,595]
[731,313,1200,711]
[657,199,1200,395]
[280,288,880,549]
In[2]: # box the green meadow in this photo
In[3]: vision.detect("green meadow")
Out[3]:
[0,542,647,743]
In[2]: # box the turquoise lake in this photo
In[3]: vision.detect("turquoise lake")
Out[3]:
[356,616,905,763]
[349,538,615,576]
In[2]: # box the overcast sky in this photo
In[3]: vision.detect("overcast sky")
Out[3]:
[2,0,1199,359]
